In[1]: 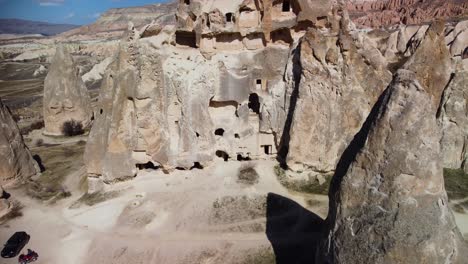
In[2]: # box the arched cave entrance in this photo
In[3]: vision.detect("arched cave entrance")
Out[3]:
[215,128,225,136]
[216,150,229,161]
[237,154,251,161]
[248,93,260,114]
[137,161,159,170]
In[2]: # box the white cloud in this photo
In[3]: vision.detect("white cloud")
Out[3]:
[64,12,75,19]
[39,0,65,6]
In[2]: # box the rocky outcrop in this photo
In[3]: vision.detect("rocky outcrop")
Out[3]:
[322,22,466,264]
[84,1,340,183]
[81,57,114,88]
[346,0,468,28]
[280,14,392,173]
[0,99,39,184]
[438,59,468,171]
[43,45,93,136]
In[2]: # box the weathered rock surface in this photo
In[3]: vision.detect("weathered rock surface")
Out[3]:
[346,0,468,28]
[322,22,467,264]
[43,45,93,136]
[58,2,177,41]
[84,0,338,182]
[0,99,39,184]
[81,57,114,87]
[281,15,392,173]
[438,59,468,171]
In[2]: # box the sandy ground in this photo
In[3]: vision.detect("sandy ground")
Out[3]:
[0,160,329,264]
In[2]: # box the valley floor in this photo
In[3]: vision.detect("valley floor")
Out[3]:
[0,158,329,264]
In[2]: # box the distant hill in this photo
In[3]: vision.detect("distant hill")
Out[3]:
[58,2,177,41]
[0,19,79,36]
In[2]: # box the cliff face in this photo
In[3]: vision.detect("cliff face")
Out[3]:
[322,22,467,264]
[346,0,468,28]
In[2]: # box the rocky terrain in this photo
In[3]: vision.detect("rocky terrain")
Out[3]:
[347,0,468,28]
[0,0,467,263]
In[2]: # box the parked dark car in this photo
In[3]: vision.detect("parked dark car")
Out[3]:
[1,232,30,258]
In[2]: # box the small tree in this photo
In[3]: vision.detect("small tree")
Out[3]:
[62,120,84,136]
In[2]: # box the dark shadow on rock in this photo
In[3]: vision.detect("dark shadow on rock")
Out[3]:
[277,43,302,169]
[1,189,10,199]
[33,154,46,173]
[327,85,392,223]
[266,193,324,264]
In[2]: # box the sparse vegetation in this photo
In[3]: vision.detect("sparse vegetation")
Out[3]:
[69,191,121,209]
[443,168,468,200]
[237,165,259,185]
[26,142,85,202]
[0,202,23,225]
[274,165,332,195]
[19,120,44,135]
[239,247,276,264]
[62,119,84,136]
[211,195,267,225]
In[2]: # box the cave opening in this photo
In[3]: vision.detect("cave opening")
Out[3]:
[100,109,103,115]
[191,162,204,170]
[226,13,234,23]
[215,128,225,136]
[235,133,240,139]
[137,162,159,170]
[196,132,200,137]
[184,0,190,5]
[237,154,251,161]
[256,79,262,90]
[282,0,291,12]
[262,145,272,155]
[175,31,197,48]
[216,150,229,161]
[248,93,260,114]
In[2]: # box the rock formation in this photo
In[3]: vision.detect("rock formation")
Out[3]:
[346,0,468,28]
[57,2,178,41]
[438,59,468,171]
[322,22,467,264]
[84,0,338,183]
[43,45,93,136]
[280,12,392,173]
[0,99,39,184]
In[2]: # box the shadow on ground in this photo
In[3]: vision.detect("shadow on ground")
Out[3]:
[266,193,324,264]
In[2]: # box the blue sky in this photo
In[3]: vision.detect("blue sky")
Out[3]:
[0,0,168,25]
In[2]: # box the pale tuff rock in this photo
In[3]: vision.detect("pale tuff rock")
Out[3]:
[379,20,467,65]
[81,57,114,85]
[438,59,468,171]
[281,17,392,173]
[84,0,337,182]
[33,65,47,77]
[402,21,452,108]
[322,21,467,264]
[43,45,93,136]
[323,68,467,264]
[0,99,39,185]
